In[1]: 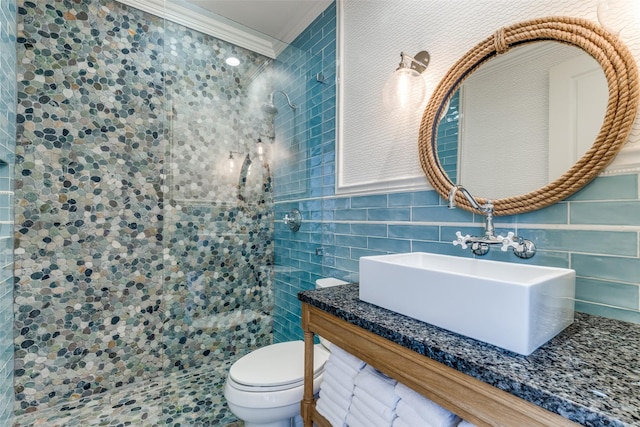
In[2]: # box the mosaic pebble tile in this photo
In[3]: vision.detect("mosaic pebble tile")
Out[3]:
[15,0,277,419]
[13,362,242,426]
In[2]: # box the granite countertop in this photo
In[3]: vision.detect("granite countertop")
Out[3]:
[298,283,640,427]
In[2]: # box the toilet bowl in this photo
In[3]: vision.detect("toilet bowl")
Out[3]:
[224,277,348,427]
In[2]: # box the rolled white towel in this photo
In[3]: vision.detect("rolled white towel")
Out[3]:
[458,421,477,427]
[320,373,355,404]
[316,396,348,427]
[324,358,360,385]
[396,398,460,427]
[353,365,399,408]
[318,381,352,415]
[353,385,397,422]
[345,413,367,427]
[350,394,396,427]
[330,345,366,371]
[392,417,412,427]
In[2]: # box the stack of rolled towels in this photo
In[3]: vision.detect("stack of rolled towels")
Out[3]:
[316,348,477,427]
[315,345,365,426]
[347,365,399,427]
[393,382,461,427]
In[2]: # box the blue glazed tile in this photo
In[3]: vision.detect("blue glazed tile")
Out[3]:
[351,194,387,208]
[368,207,410,221]
[482,249,569,268]
[322,254,336,267]
[335,234,367,248]
[333,246,351,259]
[350,223,387,237]
[520,229,637,257]
[388,224,439,241]
[572,254,640,283]
[323,197,349,211]
[516,203,568,224]
[575,301,640,324]
[321,233,335,245]
[570,201,640,226]
[412,190,441,207]
[367,237,411,253]
[351,248,389,260]
[334,223,351,234]
[411,240,474,257]
[388,192,413,207]
[568,174,638,201]
[413,206,472,222]
[335,208,367,221]
[576,277,638,310]
[335,257,359,273]
[323,174,335,187]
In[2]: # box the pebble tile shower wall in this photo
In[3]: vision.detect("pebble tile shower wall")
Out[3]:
[12,0,289,424]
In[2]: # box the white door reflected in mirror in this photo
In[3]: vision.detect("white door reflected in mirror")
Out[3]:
[548,54,608,181]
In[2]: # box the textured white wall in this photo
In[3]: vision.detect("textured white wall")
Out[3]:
[337,0,640,194]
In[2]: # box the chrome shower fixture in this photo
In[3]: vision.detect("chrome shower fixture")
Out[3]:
[262,90,297,115]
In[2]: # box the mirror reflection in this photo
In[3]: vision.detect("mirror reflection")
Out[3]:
[437,42,608,200]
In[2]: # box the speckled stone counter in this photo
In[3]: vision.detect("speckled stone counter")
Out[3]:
[298,284,640,427]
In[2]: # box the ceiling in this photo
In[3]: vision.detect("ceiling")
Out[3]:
[119,0,331,58]
[181,0,333,45]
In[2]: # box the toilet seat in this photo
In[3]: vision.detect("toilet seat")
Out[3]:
[229,341,328,392]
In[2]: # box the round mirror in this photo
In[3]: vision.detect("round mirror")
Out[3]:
[419,17,639,216]
[437,42,608,199]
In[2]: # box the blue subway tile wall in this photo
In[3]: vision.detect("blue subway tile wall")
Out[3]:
[273,2,640,343]
[272,2,337,342]
[436,90,460,183]
[0,0,15,423]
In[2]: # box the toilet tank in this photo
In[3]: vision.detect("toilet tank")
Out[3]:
[316,278,349,289]
[315,278,349,350]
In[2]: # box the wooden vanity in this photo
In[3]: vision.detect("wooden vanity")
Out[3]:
[300,303,578,427]
[298,284,640,427]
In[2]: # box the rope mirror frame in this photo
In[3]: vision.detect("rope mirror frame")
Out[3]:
[418,16,639,216]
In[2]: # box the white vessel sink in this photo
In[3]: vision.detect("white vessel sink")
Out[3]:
[359,252,575,355]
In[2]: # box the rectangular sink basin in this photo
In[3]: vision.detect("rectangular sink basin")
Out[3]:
[359,252,575,355]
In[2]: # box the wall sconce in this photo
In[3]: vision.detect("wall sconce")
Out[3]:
[225,151,240,176]
[382,51,430,112]
[256,138,265,162]
[225,137,268,182]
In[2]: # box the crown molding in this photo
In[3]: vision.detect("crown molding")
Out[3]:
[116,0,281,58]
[275,2,331,47]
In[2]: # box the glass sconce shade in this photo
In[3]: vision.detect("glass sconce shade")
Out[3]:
[226,153,236,176]
[382,67,427,112]
[382,50,429,113]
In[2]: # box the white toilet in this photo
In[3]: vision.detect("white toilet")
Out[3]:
[224,277,348,427]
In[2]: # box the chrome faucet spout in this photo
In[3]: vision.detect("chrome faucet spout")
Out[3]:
[448,185,482,211]
[447,185,460,209]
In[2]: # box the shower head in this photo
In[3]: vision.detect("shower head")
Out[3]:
[262,90,296,115]
[261,101,279,115]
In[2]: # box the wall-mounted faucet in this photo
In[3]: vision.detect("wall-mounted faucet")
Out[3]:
[448,185,535,259]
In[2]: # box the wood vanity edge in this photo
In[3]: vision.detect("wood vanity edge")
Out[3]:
[301,302,580,427]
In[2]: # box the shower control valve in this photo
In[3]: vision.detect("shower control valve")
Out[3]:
[283,208,302,232]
